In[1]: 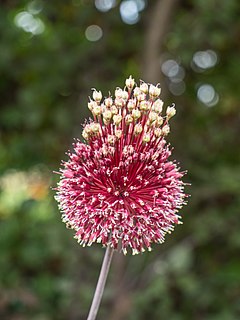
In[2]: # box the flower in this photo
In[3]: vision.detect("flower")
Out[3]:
[55,76,187,255]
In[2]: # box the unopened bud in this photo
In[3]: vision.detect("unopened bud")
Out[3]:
[115,88,123,99]
[166,105,176,119]
[162,124,170,136]
[148,111,158,123]
[134,123,143,135]
[140,82,148,94]
[127,99,136,111]
[149,84,161,98]
[88,100,97,111]
[91,122,100,134]
[156,115,163,127]
[115,98,124,108]
[154,128,162,138]
[113,114,122,125]
[107,135,116,145]
[103,110,112,121]
[152,99,163,113]
[92,105,102,116]
[111,105,118,115]
[125,75,135,89]
[115,129,122,139]
[105,97,113,107]
[92,90,102,102]
[122,90,128,101]
[139,100,150,111]
[132,109,141,120]
[125,114,133,124]
[143,133,151,143]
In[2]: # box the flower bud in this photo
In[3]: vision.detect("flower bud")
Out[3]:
[115,88,123,99]
[127,99,136,111]
[152,99,163,113]
[105,97,113,107]
[115,98,124,108]
[88,100,97,111]
[113,114,122,125]
[162,124,170,136]
[122,90,129,101]
[139,100,150,111]
[92,105,102,116]
[125,114,133,124]
[143,133,151,143]
[134,123,143,135]
[132,109,141,120]
[149,84,161,98]
[148,111,158,123]
[115,129,122,139]
[154,128,162,138]
[107,135,116,145]
[91,122,100,134]
[103,110,112,121]
[92,90,102,102]
[166,105,176,119]
[125,75,135,89]
[111,105,118,115]
[155,115,163,127]
[140,82,148,94]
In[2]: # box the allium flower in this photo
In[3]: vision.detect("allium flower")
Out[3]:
[55,76,187,255]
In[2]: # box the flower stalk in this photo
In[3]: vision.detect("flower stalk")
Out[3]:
[87,246,114,320]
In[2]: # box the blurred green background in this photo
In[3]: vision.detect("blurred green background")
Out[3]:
[0,0,240,319]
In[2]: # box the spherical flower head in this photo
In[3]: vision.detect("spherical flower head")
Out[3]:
[55,76,188,255]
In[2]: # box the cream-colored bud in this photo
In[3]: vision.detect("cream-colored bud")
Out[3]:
[105,97,113,107]
[115,88,123,99]
[113,114,122,125]
[91,122,100,134]
[84,124,92,134]
[152,99,164,113]
[122,90,128,101]
[127,99,136,111]
[115,98,124,108]
[162,124,170,136]
[143,133,151,143]
[149,84,161,98]
[140,82,148,94]
[156,115,163,127]
[132,109,141,120]
[134,123,143,135]
[115,129,122,139]
[148,111,158,123]
[125,75,135,89]
[139,100,150,111]
[88,100,97,111]
[154,128,162,138]
[166,105,176,119]
[82,129,89,140]
[125,114,133,124]
[107,135,116,145]
[103,110,112,121]
[92,90,102,102]
[133,87,142,98]
[136,93,146,102]
[110,105,118,115]
[92,105,102,116]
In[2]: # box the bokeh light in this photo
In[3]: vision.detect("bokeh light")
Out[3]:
[85,25,103,42]
[197,84,219,107]
[120,0,140,25]
[95,0,116,12]
[192,50,218,72]
[14,11,45,35]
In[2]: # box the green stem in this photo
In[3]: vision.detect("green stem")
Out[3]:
[87,246,114,320]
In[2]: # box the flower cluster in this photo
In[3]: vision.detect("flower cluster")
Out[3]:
[55,76,187,255]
